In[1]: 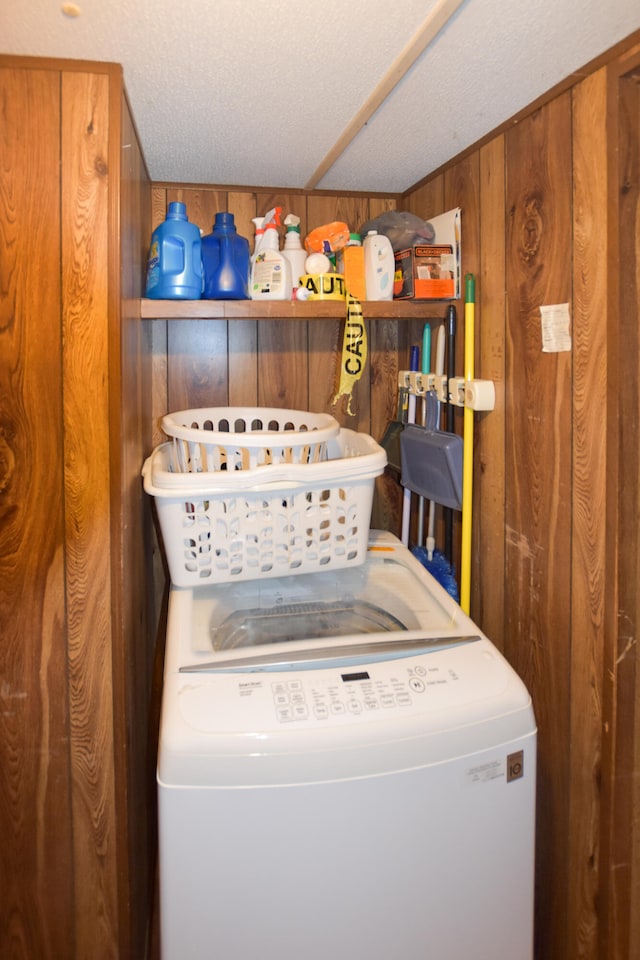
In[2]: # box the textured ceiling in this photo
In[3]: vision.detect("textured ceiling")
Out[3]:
[2,0,639,193]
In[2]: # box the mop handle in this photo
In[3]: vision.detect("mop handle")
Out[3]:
[460,274,475,614]
[401,344,420,547]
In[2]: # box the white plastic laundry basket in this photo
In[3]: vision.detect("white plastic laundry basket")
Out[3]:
[161,407,340,474]
[143,428,387,587]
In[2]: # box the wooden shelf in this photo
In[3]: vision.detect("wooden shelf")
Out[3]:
[139,298,449,320]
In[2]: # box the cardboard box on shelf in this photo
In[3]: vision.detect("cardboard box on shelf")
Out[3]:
[393,244,456,300]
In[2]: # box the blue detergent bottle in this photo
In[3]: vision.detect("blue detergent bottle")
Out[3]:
[201,212,250,299]
[145,201,202,299]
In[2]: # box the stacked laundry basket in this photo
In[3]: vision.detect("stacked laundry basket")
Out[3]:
[142,407,387,586]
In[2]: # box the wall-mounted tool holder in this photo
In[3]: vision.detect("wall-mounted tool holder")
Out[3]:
[397,371,496,411]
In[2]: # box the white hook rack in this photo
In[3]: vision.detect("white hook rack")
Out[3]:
[398,371,495,411]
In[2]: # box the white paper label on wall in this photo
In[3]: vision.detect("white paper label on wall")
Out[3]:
[540,303,572,353]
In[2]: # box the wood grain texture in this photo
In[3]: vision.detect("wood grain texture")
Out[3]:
[569,66,608,960]
[0,65,73,960]
[616,54,640,960]
[505,95,573,960]
[1,56,157,960]
[115,87,156,959]
[600,45,640,960]
[476,136,506,650]
[61,70,118,957]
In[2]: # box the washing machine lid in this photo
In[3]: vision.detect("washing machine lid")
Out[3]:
[178,534,462,672]
[180,634,481,673]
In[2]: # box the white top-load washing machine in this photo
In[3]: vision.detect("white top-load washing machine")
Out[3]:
[157,531,536,960]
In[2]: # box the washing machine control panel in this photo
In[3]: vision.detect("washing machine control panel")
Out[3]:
[268,661,435,724]
[178,636,513,732]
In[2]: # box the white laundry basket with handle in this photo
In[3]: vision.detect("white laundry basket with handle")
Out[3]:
[143,427,387,587]
[161,406,340,474]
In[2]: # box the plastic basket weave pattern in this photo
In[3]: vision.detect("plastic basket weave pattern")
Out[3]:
[161,406,340,473]
[143,429,386,587]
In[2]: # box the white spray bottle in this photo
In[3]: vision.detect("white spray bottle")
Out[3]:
[282,214,308,297]
[250,207,291,300]
[250,216,265,267]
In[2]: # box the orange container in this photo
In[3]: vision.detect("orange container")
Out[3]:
[341,245,366,301]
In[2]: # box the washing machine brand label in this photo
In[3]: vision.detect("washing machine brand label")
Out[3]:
[506,750,525,782]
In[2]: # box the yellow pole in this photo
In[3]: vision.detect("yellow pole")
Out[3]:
[460,274,475,614]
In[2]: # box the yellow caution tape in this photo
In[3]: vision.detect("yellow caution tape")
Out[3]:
[332,295,367,417]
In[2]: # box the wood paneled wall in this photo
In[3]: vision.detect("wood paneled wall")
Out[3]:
[0,62,73,957]
[600,42,640,960]
[146,32,640,960]
[403,40,639,960]
[0,57,154,960]
[2,30,639,960]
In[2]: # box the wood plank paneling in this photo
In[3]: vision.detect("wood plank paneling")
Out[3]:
[402,39,640,960]
[601,44,640,960]
[2,55,157,960]
[116,86,156,959]
[505,96,573,960]
[569,66,608,960]
[61,70,118,957]
[477,135,506,649]
[0,65,72,960]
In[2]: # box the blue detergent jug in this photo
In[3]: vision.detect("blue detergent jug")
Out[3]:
[145,201,202,299]
[201,212,250,300]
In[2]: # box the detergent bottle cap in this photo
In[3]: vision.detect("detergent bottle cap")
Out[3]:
[167,201,188,220]
[214,212,237,232]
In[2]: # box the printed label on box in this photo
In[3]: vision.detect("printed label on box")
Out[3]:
[394,244,455,299]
